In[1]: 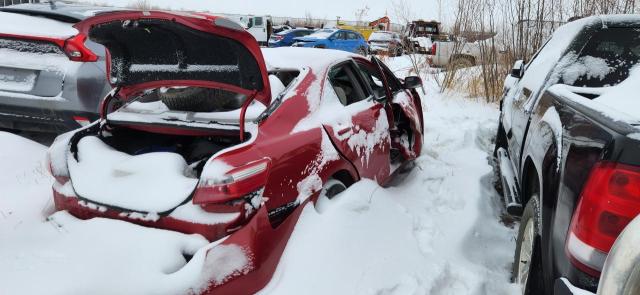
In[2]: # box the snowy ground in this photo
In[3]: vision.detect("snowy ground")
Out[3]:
[0,56,520,294]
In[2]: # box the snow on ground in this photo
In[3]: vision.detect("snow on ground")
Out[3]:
[0,56,519,294]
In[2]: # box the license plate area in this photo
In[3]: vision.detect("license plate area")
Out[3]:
[0,67,37,92]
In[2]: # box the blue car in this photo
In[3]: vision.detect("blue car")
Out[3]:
[292,28,369,55]
[268,28,315,47]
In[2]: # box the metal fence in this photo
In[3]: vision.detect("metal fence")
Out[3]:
[271,16,405,32]
[1,0,39,7]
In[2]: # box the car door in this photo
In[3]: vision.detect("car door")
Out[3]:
[247,16,267,44]
[322,61,391,184]
[330,31,346,51]
[503,40,552,171]
[346,32,359,52]
[370,56,424,159]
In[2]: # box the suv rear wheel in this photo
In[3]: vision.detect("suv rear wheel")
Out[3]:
[513,196,545,294]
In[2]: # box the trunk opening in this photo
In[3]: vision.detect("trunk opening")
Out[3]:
[101,126,242,178]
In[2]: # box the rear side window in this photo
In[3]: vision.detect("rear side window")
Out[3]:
[347,32,359,40]
[561,28,640,87]
[328,63,370,106]
[296,30,311,37]
[334,32,346,40]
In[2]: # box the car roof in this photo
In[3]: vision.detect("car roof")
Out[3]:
[0,2,121,22]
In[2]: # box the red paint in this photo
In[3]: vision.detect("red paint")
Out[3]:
[73,11,272,106]
[51,11,425,294]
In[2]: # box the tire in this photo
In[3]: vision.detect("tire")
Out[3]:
[158,87,242,113]
[357,47,368,56]
[315,178,347,214]
[512,196,545,295]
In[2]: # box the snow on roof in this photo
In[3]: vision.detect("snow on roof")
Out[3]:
[262,47,355,71]
[0,11,78,38]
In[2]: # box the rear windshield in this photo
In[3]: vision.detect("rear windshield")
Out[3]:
[561,28,640,87]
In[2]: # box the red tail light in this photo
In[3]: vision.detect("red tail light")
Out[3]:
[63,34,98,62]
[194,159,270,206]
[567,161,640,276]
[431,43,437,54]
[274,35,285,41]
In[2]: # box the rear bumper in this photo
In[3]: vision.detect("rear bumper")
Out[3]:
[0,103,98,134]
[554,278,595,295]
[53,183,243,241]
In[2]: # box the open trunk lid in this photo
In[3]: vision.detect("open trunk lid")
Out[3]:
[74,11,271,106]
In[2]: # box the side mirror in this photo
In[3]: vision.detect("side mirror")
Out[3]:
[511,60,525,79]
[403,76,422,89]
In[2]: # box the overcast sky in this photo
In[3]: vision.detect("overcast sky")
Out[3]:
[86,0,454,24]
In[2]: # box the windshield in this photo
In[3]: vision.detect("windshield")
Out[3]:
[560,28,640,88]
[308,29,336,39]
[369,32,393,41]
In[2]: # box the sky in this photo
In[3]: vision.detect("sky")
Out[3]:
[84,0,454,25]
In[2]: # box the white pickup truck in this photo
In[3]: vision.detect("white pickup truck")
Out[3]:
[218,14,273,46]
[428,39,483,68]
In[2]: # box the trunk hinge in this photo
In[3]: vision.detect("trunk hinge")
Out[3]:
[239,90,259,142]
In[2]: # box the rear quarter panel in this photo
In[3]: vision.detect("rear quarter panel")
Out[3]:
[522,90,630,291]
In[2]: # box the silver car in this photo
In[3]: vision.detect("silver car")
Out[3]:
[0,2,115,135]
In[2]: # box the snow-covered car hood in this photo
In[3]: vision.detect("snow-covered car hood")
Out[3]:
[74,11,272,106]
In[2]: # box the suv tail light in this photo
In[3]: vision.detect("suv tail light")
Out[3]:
[63,34,98,62]
[431,43,437,54]
[194,159,270,207]
[567,161,640,276]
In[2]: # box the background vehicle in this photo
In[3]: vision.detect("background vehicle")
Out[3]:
[268,28,314,47]
[208,13,273,45]
[494,15,640,294]
[368,31,403,56]
[48,11,423,294]
[0,3,114,135]
[404,20,448,54]
[292,28,369,55]
[428,38,482,68]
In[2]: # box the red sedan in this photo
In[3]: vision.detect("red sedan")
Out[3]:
[47,11,424,294]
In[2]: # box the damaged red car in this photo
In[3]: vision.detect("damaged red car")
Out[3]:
[47,10,424,294]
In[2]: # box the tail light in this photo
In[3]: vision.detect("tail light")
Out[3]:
[431,43,437,54]
[273,35,284,41]
[63,34,98,62]
[194,159,270,207]
[567,161,640,276]
[73,116,91,127]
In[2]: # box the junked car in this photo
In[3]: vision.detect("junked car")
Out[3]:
[292,28,369,55]
[0,3,114,135]
[47,11,424,294]
[368,31,403,56]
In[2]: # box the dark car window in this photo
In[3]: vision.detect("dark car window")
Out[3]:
[356,61,387,100]
[567,28,640,87]
[296,30,311,37]
[347,32,359,40]
[333,31,346,40]
[372,58,403,92]
[328,63,370,106]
